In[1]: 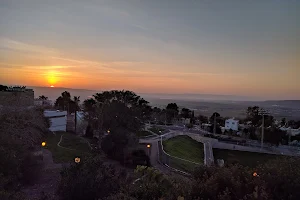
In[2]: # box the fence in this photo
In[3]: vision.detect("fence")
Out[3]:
[158,134,202,174]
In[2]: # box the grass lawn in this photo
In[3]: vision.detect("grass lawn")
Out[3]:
[44,132,91,163]
[60,134,91,152]
[213,148,284,168]
[149,126,166,135]
[163,135,204,172]
[136,130,154,137]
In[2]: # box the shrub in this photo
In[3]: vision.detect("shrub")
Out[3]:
[0,108,48,197]
[85,125,93,138]
[101,128,138,163]
[58,156,126,200]
[129,150,151,167]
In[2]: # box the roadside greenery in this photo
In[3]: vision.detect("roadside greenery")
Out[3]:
[58,156,300,200]
[163,135,204,164]
[213,148,284,167]
[44,132,91,163]
[0,108,49,199]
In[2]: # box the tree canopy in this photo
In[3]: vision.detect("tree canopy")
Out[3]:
[0,84,8,91]
[58,156,300,200]
[54,91,80,113]
[165,103,179,123]
[180,108,191,119]
[38,95,48,100]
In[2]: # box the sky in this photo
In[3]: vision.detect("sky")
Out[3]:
[0,0,299,100]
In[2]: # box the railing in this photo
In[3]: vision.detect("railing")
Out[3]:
[158,133,202,174]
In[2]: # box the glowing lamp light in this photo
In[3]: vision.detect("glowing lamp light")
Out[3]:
[253,172,258,177]
[107,130,110,134]
[41,142,46,147]
[75,157,81,163]
[147,144,151,148]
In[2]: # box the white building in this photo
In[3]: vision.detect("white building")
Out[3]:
[225,118,239,131]
[44,110,67,132]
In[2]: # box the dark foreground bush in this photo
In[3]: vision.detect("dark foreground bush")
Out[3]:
[58,156,127,200]
[21,153,44,185]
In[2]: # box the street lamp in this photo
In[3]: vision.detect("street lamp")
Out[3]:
[146,144,151,156]
[213,113,217,134]
[75,157,81,163]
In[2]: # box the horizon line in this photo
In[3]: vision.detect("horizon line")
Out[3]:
[25,85,300,102]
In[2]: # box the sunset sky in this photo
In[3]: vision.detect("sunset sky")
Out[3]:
[0,0,299,99]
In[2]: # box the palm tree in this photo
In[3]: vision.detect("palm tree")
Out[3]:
[73,96,81,111]
[73,96,80,104]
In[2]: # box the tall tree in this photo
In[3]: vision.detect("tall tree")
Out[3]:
[209,112,222,134]
[246,106,261,126]
[54,91,77,113]
[197,114,208,124]
[73,96,81,110]
[181,108,191,119]
[166,103,179,123]
[281,118,287,127]
[85,90,150,150]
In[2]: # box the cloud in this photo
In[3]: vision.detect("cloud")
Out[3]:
[51,56,123,73]
[0,37,57,55]
[132,23,149,31]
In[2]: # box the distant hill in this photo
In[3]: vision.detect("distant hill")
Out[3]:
[28,86,98,101]
[139,93,262,102]
[28,86,300,120]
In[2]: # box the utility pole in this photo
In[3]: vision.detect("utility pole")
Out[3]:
[74,109,77,134]
[288,128,291,145]
[165,112,167,126]
[258,109,269,150]
[213,113,216,134]
[261,114,264,149]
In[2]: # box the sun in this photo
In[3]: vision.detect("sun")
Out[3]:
[46,70,59,86]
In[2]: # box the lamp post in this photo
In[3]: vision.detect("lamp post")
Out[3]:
[146,144,151,156]
[41,141,46,147]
